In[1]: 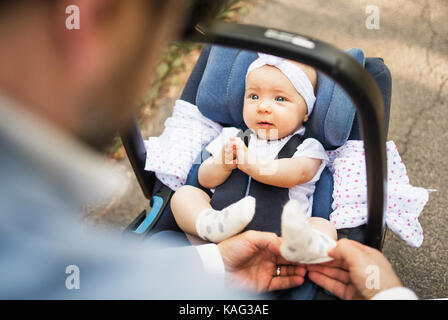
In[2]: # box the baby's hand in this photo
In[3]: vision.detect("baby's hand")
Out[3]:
[233,137,256,173]
[221,137,238,172]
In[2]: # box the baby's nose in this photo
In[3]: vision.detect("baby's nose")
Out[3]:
[257,99,272,113]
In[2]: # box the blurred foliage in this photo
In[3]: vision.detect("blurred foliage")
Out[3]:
[217,0,251,20]
[138,43,203,110]
[106,0,252,160]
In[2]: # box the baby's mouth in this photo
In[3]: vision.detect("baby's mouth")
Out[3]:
[257,121,274,128]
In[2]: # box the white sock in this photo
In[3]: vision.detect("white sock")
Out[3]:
[196,196,256,243]
[280,200,336,264]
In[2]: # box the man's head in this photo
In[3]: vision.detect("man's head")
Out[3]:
[243,55,317,140]
[0,0,188,149]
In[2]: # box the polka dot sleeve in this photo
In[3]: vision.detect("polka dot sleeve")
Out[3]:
[328,140,429,247]
[144,100,222,191]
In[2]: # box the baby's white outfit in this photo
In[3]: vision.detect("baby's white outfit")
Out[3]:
[205,127,329,218]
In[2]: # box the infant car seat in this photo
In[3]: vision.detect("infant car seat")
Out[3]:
[121,24,391,300]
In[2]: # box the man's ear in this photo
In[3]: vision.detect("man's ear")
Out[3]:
[50,0,119,87]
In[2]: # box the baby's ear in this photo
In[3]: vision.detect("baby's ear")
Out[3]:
[303,113,309,122]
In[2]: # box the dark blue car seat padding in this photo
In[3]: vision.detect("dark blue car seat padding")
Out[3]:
[196,47,257,129]
[306,49,365,149]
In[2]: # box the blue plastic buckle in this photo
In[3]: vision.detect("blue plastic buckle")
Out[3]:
[133,195,163,234]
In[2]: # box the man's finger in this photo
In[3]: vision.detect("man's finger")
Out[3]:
[308,271,348,300]
[269,275,305,292]
[306,265,351,284]
[309,258,350,271]
[327,239,366,268]
[292,265,307,278]
[275,264,307,278]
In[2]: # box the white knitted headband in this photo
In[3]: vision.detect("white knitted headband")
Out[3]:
[246,53,316,115]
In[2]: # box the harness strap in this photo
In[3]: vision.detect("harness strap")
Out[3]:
[237,129,304,159]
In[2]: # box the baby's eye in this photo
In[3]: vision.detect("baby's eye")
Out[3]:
[250,94,259,100]
[275,96,286,102]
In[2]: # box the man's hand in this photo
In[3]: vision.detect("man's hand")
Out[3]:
[307,239,403,300]
[217,230,306,293]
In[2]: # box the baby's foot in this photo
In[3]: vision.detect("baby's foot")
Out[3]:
[280,200,336,264]
[196,196,256,243]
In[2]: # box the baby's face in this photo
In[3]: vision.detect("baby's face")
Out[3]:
[243,65,309,140]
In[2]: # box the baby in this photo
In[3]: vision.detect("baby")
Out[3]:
[170,53,337,264]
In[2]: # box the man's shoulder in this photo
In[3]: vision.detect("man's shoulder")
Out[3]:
[0,138,75,218]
